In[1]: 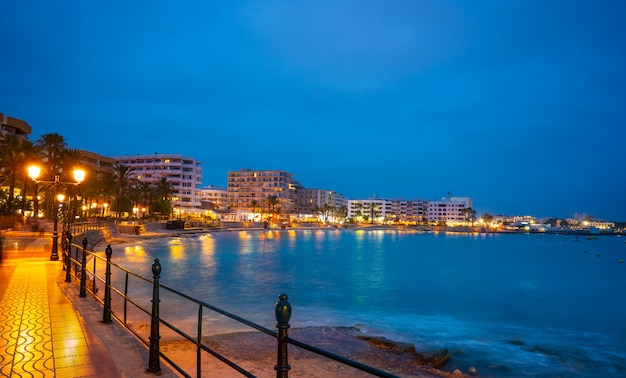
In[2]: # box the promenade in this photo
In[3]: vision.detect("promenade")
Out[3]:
[0,234,174,378]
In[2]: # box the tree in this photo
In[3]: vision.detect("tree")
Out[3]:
[481,213,494,225]
[461,207,477,225]
[35,133,68,218]
[0,134,29,214]
[265,195,279,221]
[154,177,173,200]
[35,133,67,178]
[113,163,134,218]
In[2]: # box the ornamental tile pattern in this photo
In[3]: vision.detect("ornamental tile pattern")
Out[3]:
[0,259,119,378]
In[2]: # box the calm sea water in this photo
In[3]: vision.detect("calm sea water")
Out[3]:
[105,229,626,377]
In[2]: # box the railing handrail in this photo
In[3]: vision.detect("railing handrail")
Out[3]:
[63,238,400,378]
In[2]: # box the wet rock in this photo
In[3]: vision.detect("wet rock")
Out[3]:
[420,350,452,368]
[357,335,416,353]
[467,366,477,375]
[356,334,451,367]
[453,369,463,375]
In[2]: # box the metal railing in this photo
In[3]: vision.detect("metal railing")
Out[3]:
[62,233,399,378]
[66,219,115,235]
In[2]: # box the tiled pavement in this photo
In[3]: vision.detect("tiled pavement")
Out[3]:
[0,257,121,378]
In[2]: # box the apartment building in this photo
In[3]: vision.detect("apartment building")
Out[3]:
[0,113,31,138]
[297,188,348,215]
[427,196,473,224]
[347,198,393,222]
[199,185,228,210]
[390,199,429,223]
[226,168,299,214]
[79,150,115,178]
[114,154,203,208]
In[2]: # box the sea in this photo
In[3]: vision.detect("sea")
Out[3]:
[102,229,626,377]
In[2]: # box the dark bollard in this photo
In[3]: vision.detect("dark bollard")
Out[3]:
[79,237,88,297]
[65,231,73,282]
[147,258,162,373]
[275,293,292,378]
[102,244,113,324]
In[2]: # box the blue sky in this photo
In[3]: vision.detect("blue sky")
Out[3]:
[2,1,625,221]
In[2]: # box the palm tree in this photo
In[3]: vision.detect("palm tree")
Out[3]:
[113,163,134,218]
[35,133,67,177]
[461,207,477,226]
[135,180,154,210]
[265,195,279,221]
[35,133,67,218]
[0,134,28,214]
[337,205,348,222]
[154,177,173,200]
[153,177,173,218]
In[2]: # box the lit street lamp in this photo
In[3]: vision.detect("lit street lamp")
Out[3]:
[27,165,85,261]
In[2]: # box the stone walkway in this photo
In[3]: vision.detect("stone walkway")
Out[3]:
[0,257,120,377]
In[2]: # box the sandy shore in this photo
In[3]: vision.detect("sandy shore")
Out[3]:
[159,326,465,377]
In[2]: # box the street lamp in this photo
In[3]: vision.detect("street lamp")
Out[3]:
[27,165,85,261]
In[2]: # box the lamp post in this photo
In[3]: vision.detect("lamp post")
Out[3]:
[27,165,85,261]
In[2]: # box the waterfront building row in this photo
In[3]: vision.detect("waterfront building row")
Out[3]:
[347,196,472,224]
[2,113,471,224]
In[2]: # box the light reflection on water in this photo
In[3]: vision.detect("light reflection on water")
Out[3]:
[106,230,625,377]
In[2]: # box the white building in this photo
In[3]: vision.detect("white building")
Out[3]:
[114,153,203,208]
[427,196,473,224]
[347,198,393,223]
[199,185,228,210]
[348,198,429,223]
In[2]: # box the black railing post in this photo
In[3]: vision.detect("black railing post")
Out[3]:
[275,293,292,378]
[147,258,162,373]
[65,231,73,282]
[79,237,88,297]
[74,244,80,276]
[63,232,72,282]
[61,226,67,270]
[103,244,113,324]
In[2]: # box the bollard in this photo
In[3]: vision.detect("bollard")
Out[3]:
[79,237,88,297]
[103,244,113,324]
[147,258,162,373]
[65,231,73,282]
[275,293,292,378]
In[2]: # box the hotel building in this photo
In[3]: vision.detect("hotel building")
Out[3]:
[226,168,299,214]
[199,185,228,210]
[297,189,348,215]
[113,154,203,208]
[427,196,473,224]
[0,113,31,139]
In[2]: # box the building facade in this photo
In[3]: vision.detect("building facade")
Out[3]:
[198,185,228,210]
[79,150,115,177]
[347,198,393,222]
[0,113,31,138]
[426,196,473,224]
[114,154,203,208]
[297,188,348,215]
[226,168,299,214]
